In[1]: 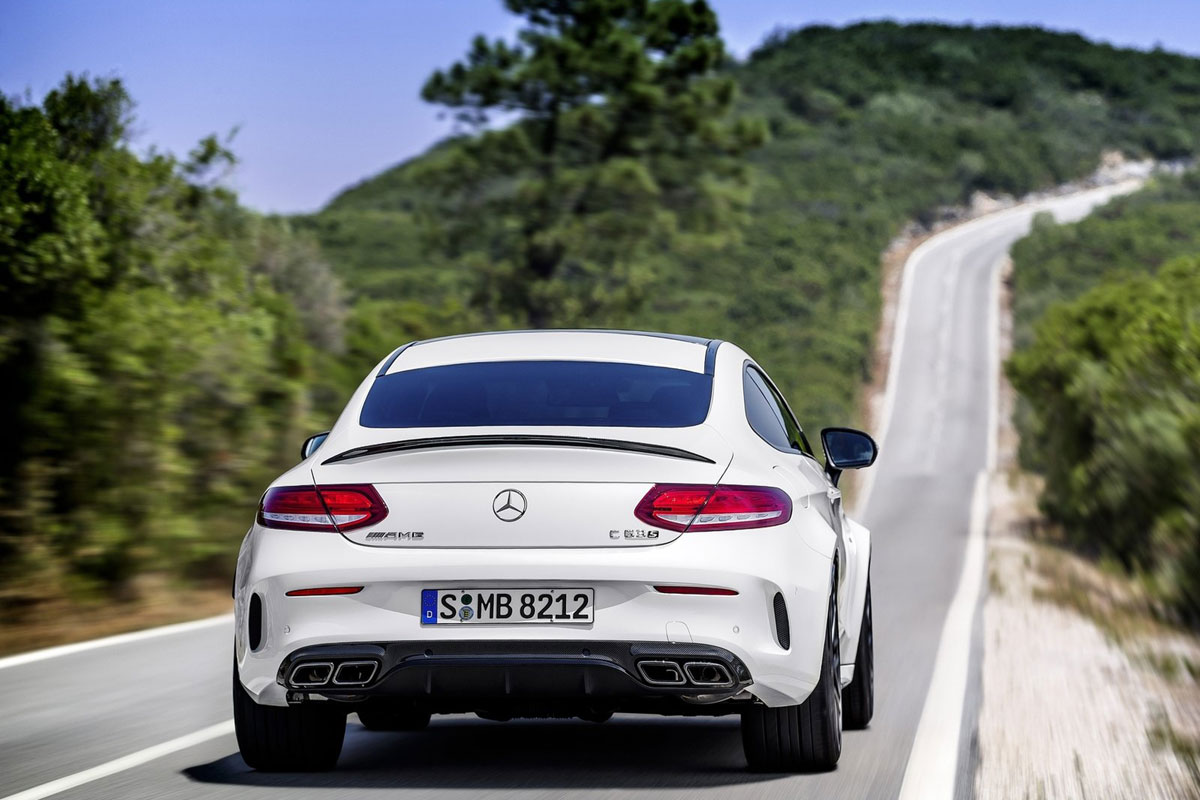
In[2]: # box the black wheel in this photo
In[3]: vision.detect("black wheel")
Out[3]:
[233,661,346,771]
[843,578,874,729]
[741,572,842,772]
[356,702,431,731]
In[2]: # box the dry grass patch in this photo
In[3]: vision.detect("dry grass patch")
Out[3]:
[1028,539,1171,644]
[1149,712,1200,789]
[0,574,231,657]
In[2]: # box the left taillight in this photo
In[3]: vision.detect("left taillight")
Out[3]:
[257,484,387,532]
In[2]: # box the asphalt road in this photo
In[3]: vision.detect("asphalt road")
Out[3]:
[0,182,1140,800]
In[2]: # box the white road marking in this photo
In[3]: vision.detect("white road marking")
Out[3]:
[986,253,1002,472]
[0,614,231,671]
[896,469,990,800]
[0,720,235,800]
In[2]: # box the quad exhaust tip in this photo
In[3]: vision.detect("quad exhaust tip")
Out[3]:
[289,661,334,687]
[288,659,379,689]
[332,660,379,686]
[682,661,734,687]
[637,660,686,686]
[637,659,735,688]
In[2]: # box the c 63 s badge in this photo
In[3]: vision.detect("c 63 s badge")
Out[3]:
[609,529,660,540]
[365,531,424,542]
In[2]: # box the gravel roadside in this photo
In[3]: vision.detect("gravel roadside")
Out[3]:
[973,259,1200,800]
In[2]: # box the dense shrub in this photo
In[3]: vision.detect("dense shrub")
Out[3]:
[1008,257,1200,621]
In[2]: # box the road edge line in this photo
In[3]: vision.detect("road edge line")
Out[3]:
[0,719,235,800]
[896,469,990,800]
[0,614,232,671]
[985,252,1001,472]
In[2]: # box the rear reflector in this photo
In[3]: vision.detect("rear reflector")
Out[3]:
[285,586,364,597]
[634,484,792,532]
[654,585,739,596]
[258,485,387,532]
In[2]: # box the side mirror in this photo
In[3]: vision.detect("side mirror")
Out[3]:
[820,427,878,485]
[301,431,330,461]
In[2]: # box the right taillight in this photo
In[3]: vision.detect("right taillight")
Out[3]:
[258,484,387,532]
[634,484,792,532]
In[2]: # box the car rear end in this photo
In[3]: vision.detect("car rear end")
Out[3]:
[234,332,833,721]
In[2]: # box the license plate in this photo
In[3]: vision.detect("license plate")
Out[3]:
[421,588,594,624]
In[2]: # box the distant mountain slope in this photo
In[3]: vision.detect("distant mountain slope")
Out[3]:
[296,21,1200,432]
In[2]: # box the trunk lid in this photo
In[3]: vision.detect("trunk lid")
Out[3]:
[310,428,731,548]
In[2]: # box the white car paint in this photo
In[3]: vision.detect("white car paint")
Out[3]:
[234,330,872,712]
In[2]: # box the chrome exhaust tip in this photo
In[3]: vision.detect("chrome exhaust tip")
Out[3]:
[289,661,335,688]
[637,660,686,686]
[332,660,379,686]
[682,661,734,687]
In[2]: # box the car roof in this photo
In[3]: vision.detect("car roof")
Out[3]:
[378,330,723,376]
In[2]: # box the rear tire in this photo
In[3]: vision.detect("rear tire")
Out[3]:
[233,662,346,771]
[741,573,842,772]
[356,702,431,732]
[843,578,874,729]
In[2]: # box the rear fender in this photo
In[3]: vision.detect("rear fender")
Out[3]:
[838,517,871,685]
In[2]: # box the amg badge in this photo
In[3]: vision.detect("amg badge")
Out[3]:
[364,531,425,542]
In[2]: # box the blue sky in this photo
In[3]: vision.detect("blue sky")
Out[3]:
[3,0,1198,214]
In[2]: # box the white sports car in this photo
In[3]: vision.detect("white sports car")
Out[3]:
[233,330,877,772]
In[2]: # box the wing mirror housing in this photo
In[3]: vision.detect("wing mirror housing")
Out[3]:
[301,431,330,461]
[820,427,878,486]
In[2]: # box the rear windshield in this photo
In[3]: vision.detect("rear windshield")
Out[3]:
[360,360,712,428]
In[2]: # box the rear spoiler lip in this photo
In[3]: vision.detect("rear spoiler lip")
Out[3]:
[321,434,716,466]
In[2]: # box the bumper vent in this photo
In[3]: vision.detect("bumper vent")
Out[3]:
[772,592,790,650]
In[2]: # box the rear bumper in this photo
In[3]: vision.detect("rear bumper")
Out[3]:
[275,639,753,714]
[235,521,835,709]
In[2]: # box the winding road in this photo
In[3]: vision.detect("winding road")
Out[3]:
[0,181,1140,800]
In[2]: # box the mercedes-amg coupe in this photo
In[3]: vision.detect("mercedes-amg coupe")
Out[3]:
[233,330,878,772]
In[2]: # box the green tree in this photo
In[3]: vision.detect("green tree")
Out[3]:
[417,0,765,327]
[0,76,348,601]
[0,92,106,577]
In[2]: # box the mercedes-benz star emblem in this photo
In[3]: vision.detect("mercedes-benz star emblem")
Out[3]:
[492,489,527,522]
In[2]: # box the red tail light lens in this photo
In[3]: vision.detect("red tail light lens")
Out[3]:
[634,485,714,530]
[258,485,387,532]
[634,484,792,532]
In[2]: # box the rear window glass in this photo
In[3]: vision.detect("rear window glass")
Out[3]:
[360,360,712,428]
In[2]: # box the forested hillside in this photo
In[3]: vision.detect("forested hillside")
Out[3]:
[301,21,1200,431]
[1007,173,1200,622]
[0,77,349,606]
[6,13,1200,615]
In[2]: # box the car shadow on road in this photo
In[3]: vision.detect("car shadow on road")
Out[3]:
[185,716,793,789]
